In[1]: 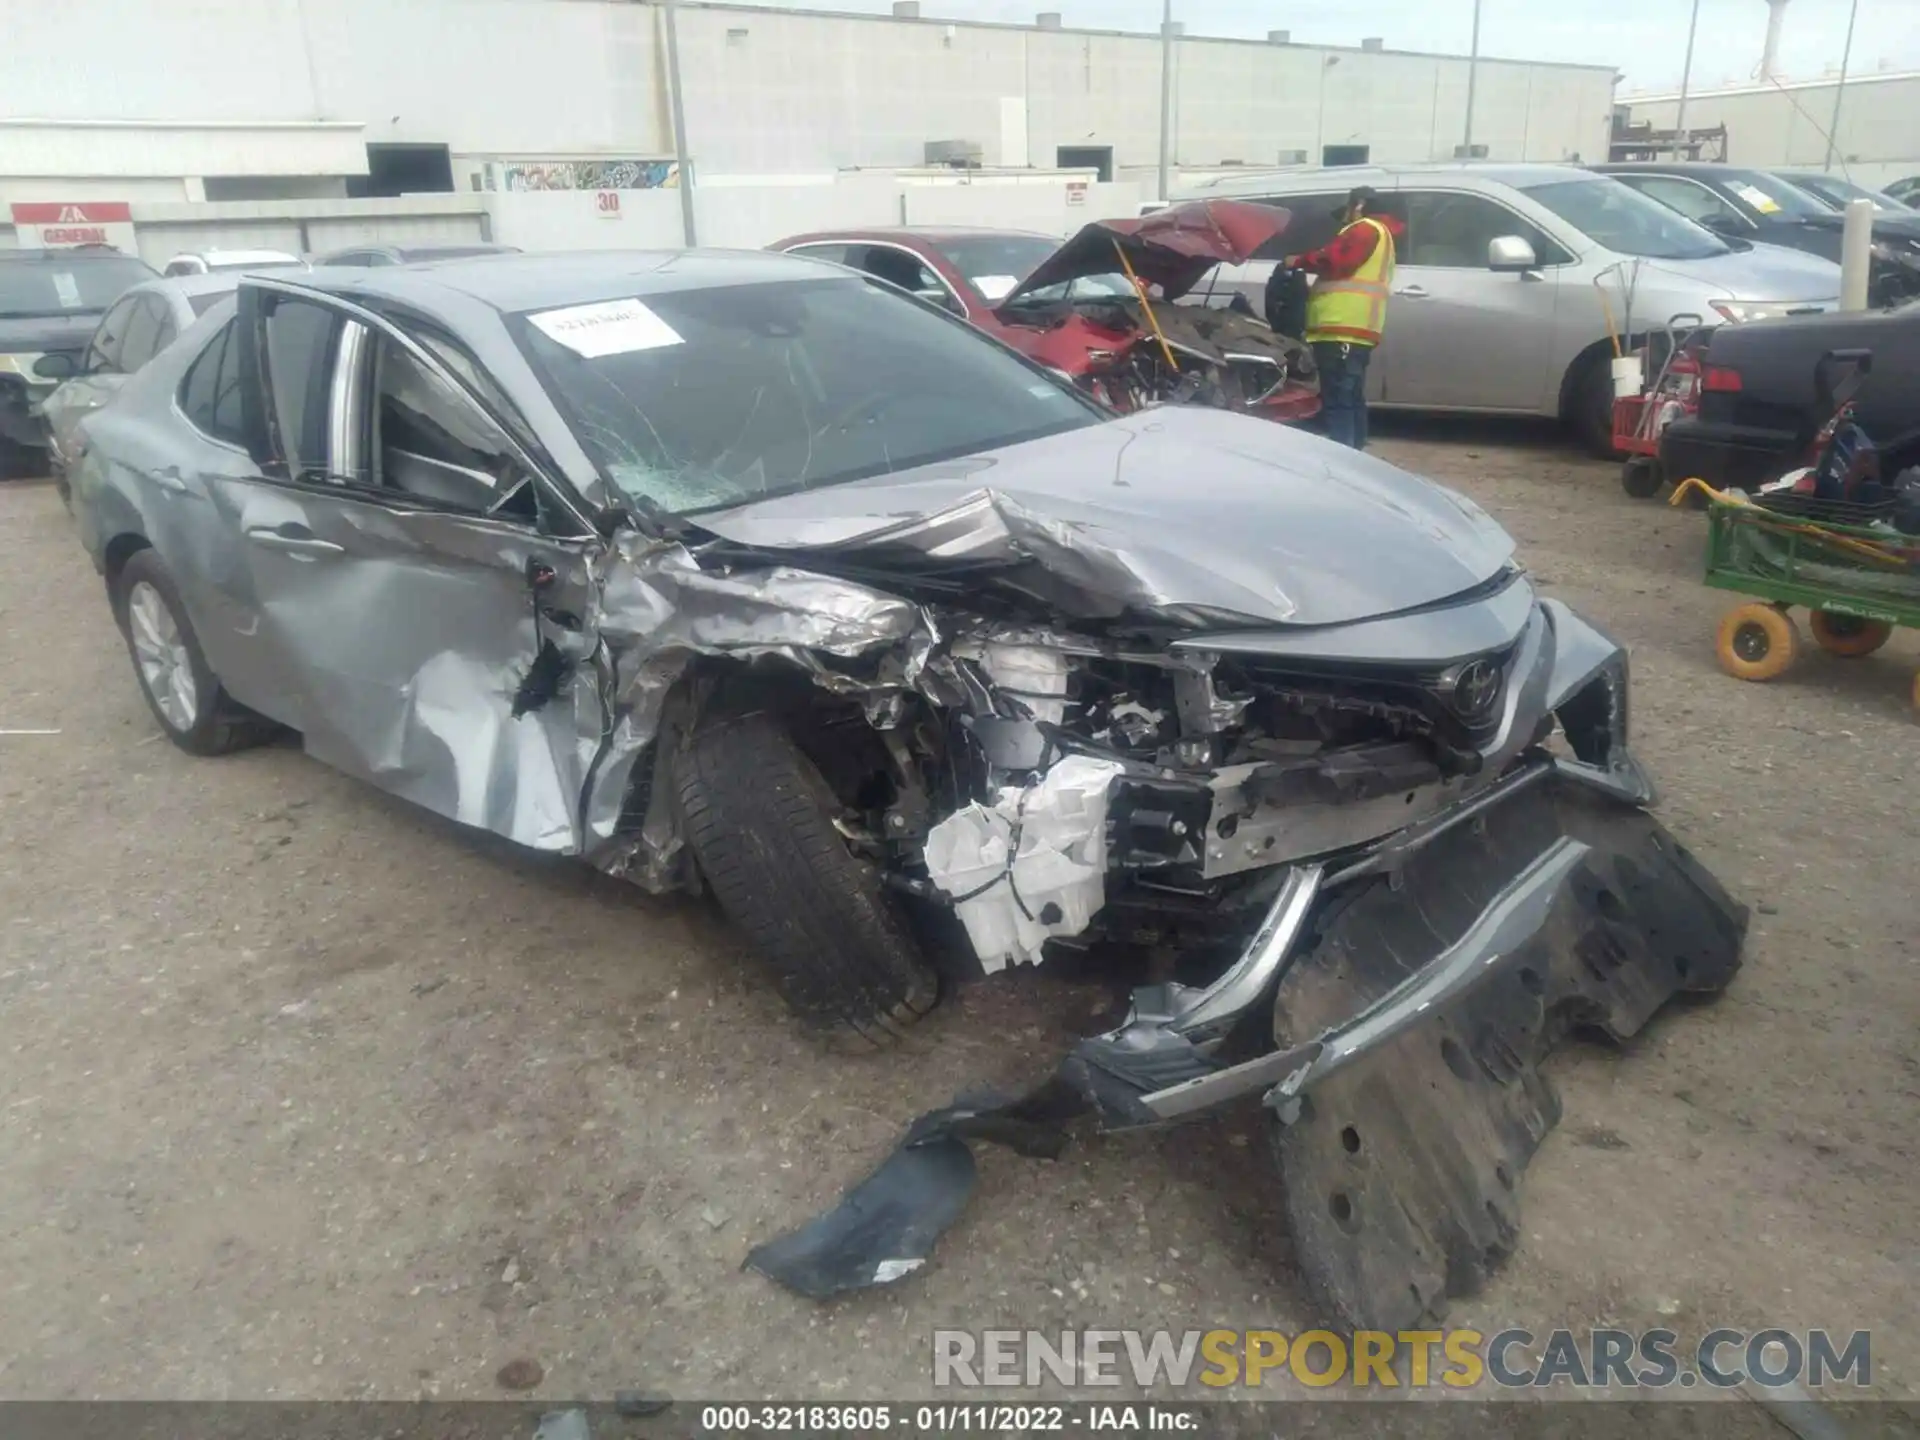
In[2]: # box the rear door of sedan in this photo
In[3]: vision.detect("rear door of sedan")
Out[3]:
[211,279,605,851]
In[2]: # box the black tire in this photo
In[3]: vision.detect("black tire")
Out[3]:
[675,710,939,1049]
[1572,353,1621,459]
[113,549,278,756]
[1620,455,1664,498]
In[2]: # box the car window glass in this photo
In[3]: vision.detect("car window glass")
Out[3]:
[850,246,945,296]
[86,296,138,372]
[115,296,166,373]
[786,243,850,267]
[179,320,248,445]
[373,338,520,513]
[1522,177,1729,261]
[1402,192,1565,268]
[263,297,341,480]
[518,276,1099,516]
[1621,175,1748,230]
[151,308,179,359]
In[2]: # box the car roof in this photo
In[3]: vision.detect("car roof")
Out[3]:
[174,248,303,262]
[779,226,1056,244]
[289,247,855,314]
[1183,162,1587,195]
[1592,162,1763,176]
[0,245,149,265]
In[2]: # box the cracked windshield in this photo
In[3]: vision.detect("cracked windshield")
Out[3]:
[520,278,1097,513]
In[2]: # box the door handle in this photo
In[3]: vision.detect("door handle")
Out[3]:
[152,465,188,493]
[244,524,345,557]
[1394,285,1430,299]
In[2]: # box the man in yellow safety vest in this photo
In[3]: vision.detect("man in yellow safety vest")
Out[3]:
[1287,186,1403,451]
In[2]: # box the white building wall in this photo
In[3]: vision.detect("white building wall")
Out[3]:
[1626,75,1920,186]
[1,0,1616,182]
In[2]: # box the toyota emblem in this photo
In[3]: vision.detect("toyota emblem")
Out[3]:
[1451,659,1502,720]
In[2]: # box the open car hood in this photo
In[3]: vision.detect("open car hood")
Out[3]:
[998,199,1289,307]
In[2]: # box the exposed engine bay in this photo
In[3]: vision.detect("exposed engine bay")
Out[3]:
[986,199,1320,423]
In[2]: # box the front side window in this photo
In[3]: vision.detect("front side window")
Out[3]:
[1401,192,1567,268]
[1521,177,1731,261]
[518,277,1100,515]
[371,338,522,512]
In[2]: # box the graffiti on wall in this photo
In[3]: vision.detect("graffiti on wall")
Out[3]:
[485,160,681,192]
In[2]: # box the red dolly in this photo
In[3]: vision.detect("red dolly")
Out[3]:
[1616,313,1709,498]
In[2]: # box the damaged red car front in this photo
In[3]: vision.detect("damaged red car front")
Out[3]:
[989,198,1318,422]
[772,200,1318,424]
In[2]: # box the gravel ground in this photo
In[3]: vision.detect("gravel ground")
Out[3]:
[1,421,1915,1406]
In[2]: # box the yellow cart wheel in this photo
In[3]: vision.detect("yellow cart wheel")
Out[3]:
[1809,610,1893,658]
[1716,602,1800,682]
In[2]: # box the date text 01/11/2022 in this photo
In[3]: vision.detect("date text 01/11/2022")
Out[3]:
[696,1404,1197,1431]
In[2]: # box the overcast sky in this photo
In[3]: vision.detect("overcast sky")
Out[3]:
[743,0,1920,93]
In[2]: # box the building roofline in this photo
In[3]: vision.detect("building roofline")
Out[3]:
[1624,69,1920,103]
[666,0,1622,76]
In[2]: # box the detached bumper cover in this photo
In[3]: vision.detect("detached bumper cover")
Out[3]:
[747,775,1746,1323]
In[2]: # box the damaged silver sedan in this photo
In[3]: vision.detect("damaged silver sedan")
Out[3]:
[69,251,1746,1330]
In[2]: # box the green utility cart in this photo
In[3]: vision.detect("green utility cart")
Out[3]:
[1681,481,1920,708]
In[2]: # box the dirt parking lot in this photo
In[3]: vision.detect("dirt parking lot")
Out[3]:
[2,421,1916,1405]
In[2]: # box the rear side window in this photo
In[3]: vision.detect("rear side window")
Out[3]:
[115,296,167,373]
[86,296,139,373]
[179,321,249,445]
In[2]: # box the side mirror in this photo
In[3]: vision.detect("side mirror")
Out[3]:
[1488,235,1539,272]
[32,352,76,381]
[1701,214,1743,236]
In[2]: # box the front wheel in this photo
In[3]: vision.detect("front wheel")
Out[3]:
[114,549,277,755]
[674,710,939,1050]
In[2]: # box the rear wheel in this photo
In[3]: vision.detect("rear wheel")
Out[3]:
[114,549,277,755]
[1809,610,1892,658]
[1715,602,1799,682]
[675,710,939,1050]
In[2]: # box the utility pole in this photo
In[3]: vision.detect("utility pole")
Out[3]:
[1462,0,1482,156]
[1156,0,1174,201]
[663,0,698,245]
[1825,0,1860,171]
[1673,0,1701,158]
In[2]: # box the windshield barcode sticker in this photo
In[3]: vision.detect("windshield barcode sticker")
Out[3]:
[52,273,82,308]
[530,298,683,358]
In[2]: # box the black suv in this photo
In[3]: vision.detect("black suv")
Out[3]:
[0,246,155,469]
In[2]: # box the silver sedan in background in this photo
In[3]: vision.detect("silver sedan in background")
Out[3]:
[38,272,240,484]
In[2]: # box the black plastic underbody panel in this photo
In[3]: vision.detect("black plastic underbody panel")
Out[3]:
[1271,781,1748,1331]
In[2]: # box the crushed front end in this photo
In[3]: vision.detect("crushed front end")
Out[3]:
[741,562,1747,1327]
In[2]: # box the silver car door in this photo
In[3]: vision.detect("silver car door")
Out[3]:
[1379,189,1561,411]
[218,280,603,853]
